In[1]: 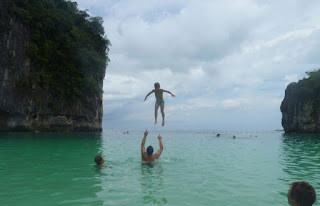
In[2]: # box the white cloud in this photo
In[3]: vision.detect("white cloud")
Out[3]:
[74,0,320,130]
[221,98,243,109]
[284,74,300,86]
[103,74,142,100]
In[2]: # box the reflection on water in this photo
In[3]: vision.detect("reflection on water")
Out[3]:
[2,130,320,206]
[140,162,168,205]
[0,132,104,206]
[279,134,320,193]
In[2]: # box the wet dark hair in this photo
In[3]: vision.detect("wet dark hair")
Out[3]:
[147,146,154,156]
[154,82,160,88]
[94,155,103,165]
[288,181,316,206]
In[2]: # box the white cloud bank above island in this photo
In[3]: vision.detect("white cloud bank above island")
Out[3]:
[75,0,320,130]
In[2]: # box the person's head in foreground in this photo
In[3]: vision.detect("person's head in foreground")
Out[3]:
[94,155,105,166]
[287,181,316,206]
[146,146,154,156]
[154,82,160,89]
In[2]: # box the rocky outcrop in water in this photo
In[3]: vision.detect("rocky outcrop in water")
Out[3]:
[0,0,109,131]
[281,75,320,133]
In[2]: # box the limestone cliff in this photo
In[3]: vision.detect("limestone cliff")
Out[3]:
[0,0,109,131]
[281,76,320,133]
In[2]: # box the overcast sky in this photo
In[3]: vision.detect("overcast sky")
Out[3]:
[75,0,320,131]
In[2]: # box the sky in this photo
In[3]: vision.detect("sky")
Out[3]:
[75,0,320,131]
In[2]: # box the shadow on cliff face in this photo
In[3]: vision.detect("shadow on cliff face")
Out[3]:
[0,0,109,132]
[278,133,320,194]
[0,110,10,130]
[281,71,320,133]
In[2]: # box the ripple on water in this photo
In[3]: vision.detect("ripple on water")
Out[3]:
[1,131,320,205]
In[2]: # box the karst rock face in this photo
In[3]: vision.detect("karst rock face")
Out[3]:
[281,82,320,133]
[0,0,107,131]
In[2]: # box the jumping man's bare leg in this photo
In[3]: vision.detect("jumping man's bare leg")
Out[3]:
[160,103,165,126]
[155,104,160,125]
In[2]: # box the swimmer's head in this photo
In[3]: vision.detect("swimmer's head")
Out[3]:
[147,146,154,156]
[154,82,160,89]
[287,181,316,206]
[94,155,105,166]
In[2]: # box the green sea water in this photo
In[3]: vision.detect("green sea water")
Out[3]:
[0,130,319,206]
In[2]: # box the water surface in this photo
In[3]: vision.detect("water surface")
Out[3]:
[0,130,319,205]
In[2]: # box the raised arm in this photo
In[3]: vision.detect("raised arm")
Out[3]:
[153,135,164,159]
[162,89,175,97]
[144,90,155,101]
[141,129,148,155]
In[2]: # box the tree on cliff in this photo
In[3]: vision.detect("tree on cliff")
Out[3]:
[305,68,320,78]
[10,0,110,110]
[287,68,320,104]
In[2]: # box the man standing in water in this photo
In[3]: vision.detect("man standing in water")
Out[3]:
[141,129,163,162]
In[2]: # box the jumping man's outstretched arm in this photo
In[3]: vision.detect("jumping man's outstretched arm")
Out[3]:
[162,89,175,97]
[144,90,155,101]
[153,135,164,159]
[141,129,148,155]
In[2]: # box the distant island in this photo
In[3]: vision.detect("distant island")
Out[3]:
[0,0,110,131]
[281,69,320,133]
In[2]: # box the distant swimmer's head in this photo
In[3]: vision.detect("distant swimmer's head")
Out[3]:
[94,155,105,166]
[287,181,316,206]
[154,82,160,89]
[146,146,154,156]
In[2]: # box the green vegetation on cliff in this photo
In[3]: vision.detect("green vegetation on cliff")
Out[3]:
[296,69,320,97]
[294,69,320,112]
[10,0,110,107]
